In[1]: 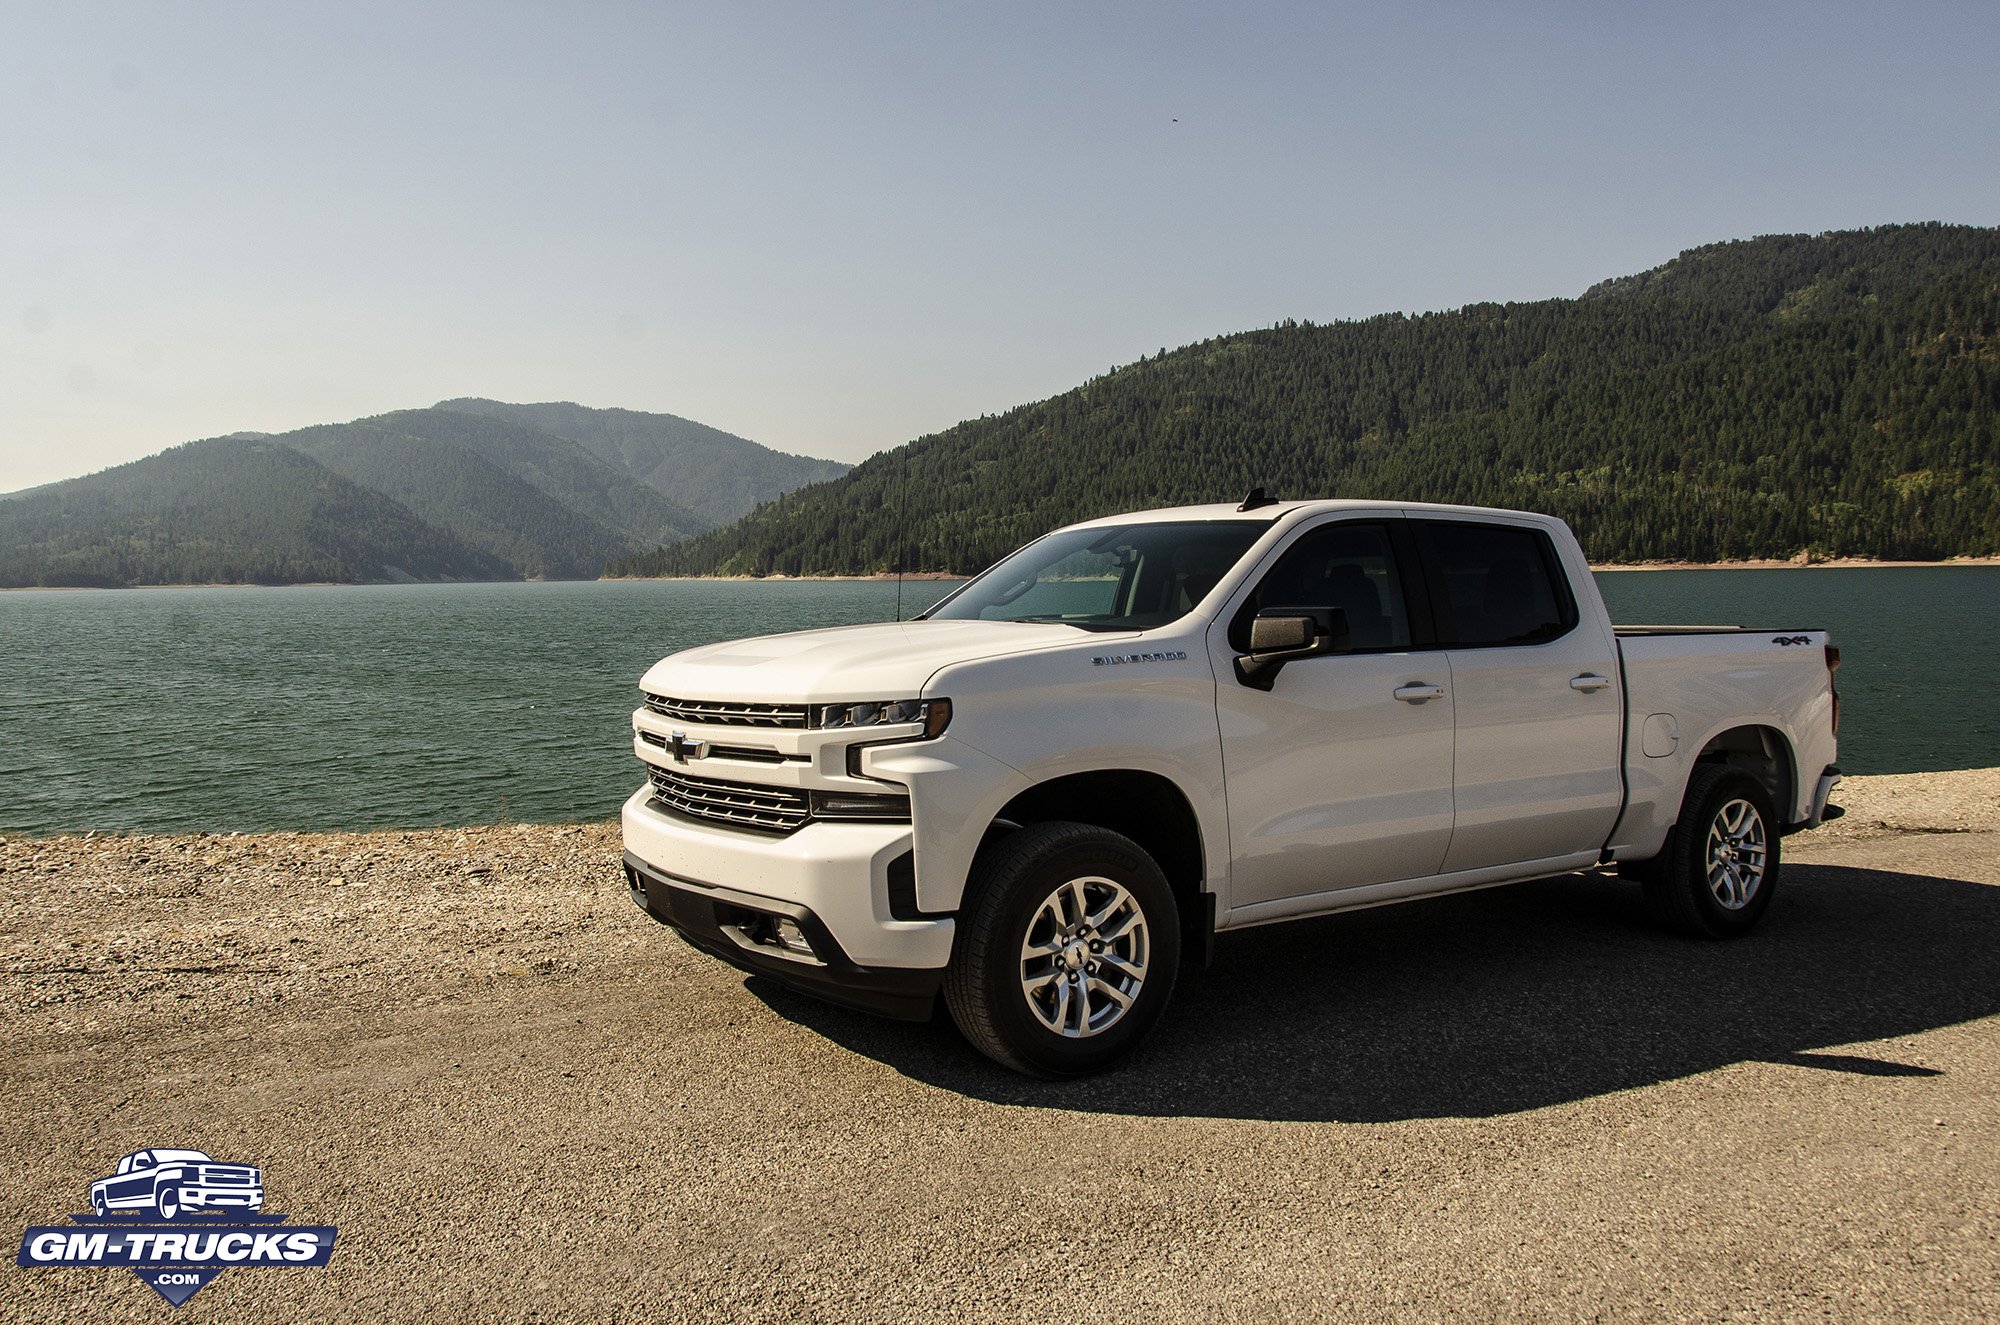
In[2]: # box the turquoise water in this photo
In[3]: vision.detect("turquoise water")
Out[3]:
[1,569,1993,835]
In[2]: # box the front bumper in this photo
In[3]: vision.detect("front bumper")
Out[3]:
[624,851,944,1021]
[181,1188,264,1209]
[620,787,953,1020]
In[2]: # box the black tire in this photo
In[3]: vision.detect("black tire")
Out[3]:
[156,1184,182,1220]
[1643,764,1782,938]
[944,821,1181,1077]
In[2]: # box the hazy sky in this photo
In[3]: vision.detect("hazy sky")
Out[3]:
[4,1,1996,492]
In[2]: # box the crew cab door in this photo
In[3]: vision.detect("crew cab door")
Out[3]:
[1408,517,1623,872]
[109,1152,152,1201]
[1210,517,1455,909]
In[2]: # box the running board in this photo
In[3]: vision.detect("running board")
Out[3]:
[1218,850,1605,932]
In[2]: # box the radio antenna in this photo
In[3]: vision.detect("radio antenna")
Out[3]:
[894,444,910,622]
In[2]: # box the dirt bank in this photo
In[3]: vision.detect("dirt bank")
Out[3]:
[1590,556,2000,571]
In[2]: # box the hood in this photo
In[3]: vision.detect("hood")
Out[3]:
[640,619,1098,702]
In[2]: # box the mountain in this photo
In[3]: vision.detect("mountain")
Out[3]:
[1,401,847,588]
[280,410,708,580]
[0,438,512,587]
[613,223,2000,577]
[390,409,713,538]
[432,398,850,527]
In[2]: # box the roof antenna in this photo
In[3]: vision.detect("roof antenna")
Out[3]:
[1238,486,1280,511]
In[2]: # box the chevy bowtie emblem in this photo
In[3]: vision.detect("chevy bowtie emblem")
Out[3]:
[667,731,709,763]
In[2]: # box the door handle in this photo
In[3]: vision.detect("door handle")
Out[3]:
[1570,674,1612,693]
[1393,683,1445,704]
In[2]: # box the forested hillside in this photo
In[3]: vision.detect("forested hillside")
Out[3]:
[1,401,843,587]
[281,411,706,580]
[338,409,711,542]
[0,439,511,587]
[433,399,850,527]
[613,223,2000,577]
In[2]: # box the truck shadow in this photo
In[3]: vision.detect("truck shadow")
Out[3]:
[746,862,2000,1122]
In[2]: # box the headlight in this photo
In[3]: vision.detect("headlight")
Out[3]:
[812,697,951,738]
[810,789,913,821]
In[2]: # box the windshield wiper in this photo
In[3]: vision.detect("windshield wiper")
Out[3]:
[1011,615,1131,632]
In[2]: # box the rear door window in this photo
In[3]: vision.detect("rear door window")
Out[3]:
[1413,521,1577,647]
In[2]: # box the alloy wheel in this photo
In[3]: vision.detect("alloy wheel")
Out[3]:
[1018,875,1150,1038]
[1705,797,1768,910]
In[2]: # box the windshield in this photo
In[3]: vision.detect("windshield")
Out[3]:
[923,521,1267,631]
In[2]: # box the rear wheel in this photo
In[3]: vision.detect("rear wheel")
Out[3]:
[155,1184,183,1220]
[944,822,1181,1077]
[1643,764,1782,937]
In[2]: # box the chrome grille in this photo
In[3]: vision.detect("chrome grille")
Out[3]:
[647,766,810,833]
[639,730,799,765]
[641,693,807,728]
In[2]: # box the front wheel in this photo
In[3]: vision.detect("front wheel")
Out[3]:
[1643,764,1782,937]
[944,822,1181,1077]
[155,1184,183,1220]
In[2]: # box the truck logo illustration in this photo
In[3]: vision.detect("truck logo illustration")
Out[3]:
[19,1148,333,1308]
[88,1148,265,1220]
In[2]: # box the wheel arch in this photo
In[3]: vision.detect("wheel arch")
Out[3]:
[1685,722,1798,826]
[982,769,1209,960]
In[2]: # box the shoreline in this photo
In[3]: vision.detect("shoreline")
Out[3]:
[1590,555,2000,572]
[9,556,1999,592]
[2,572,973,592]
[596,571,969,583]
[7,767,1995,844]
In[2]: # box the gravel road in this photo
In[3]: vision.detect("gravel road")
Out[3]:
[5,771,1998,1322]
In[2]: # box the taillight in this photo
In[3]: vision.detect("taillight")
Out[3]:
[1825,644,1841,735]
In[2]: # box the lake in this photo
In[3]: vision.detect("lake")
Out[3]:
[2,568,1994,836]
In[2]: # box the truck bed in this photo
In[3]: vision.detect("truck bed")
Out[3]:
[1614,625,1817,636]
[1608,626,1839,853]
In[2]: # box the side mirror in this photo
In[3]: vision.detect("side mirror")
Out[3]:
[1235,607,1349,690]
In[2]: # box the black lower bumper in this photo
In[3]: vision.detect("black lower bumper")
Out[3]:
[621,852,943,1022]
[1786,763,1845,835]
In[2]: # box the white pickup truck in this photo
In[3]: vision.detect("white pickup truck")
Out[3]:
[622,497,1842,1076]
